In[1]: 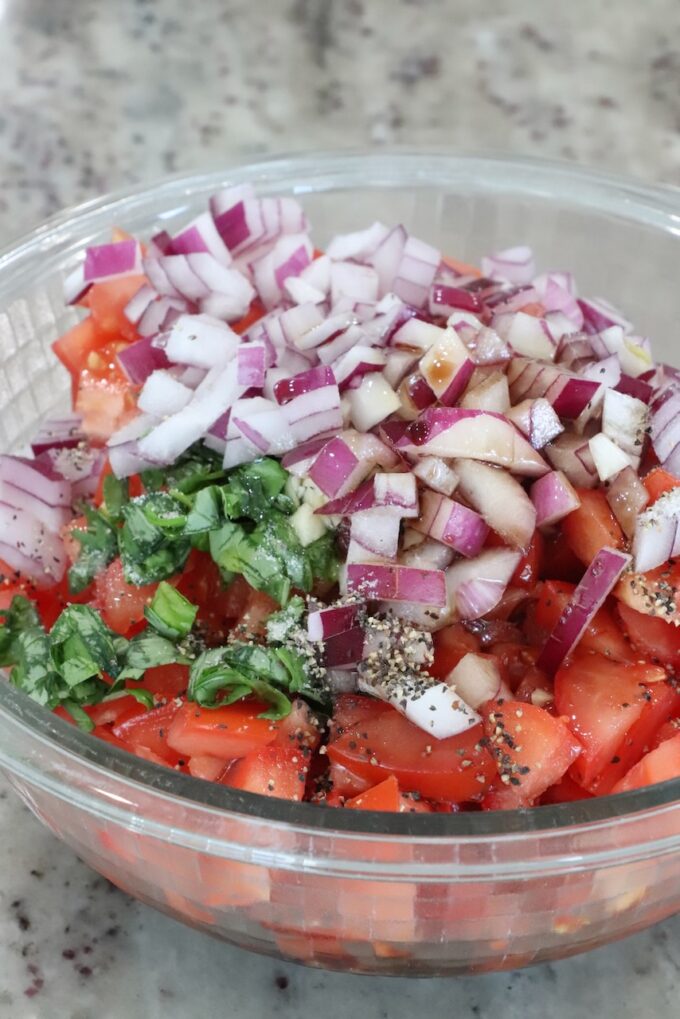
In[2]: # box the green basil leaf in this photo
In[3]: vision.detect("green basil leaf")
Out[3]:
[144,581,197,640]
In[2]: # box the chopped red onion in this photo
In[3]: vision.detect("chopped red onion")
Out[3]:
[390,317,444,353]
[615,373,654,404]
[481,246,535,286]
[0,504,67,585]
[428,282,484,318]
[326,221,389,261]
[0,480,71,533]
[419,329,475,406]
[359,671,480,740]
[273,365,335,405]
[169,212,233,265]
[579,296,632,335]
[83,239,142,283]
[117,334,171,385]
[493,311,556,361]
[282,386,343,444]
[530,470,581,528]
[412,490,488,557]
[537,547,631,674]
[347,509,402,562]
[252,234,313,309]
[332,346,386,392]
[345,562,447,606]
[330,262,379,305]
[460,370,510,414]
[236,343,267,388]
[588,433,635,482]
[447,548,522,620]
[137,370,193,417]
[322,627,366,668]
[283,276,326,305]
[602,388,649,458]
[317,472,417,517]
[307,603,364,641]
[507,398,563,450]
[30,416,85,456]
[0,455,72,508]
[606,466,649,539]
[532,272,583,328]
[454,458,536,550]
[445,652,507,710]
[632,487,680,572]
[124,284,158,325]
[367,224,407,295]
[348,374,401,432]
[544,433,598,488]
[138,295,191,338]
[392,236,440,309]
[63,264,91,305]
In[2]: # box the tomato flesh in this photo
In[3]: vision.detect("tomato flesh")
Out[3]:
[94,557,158,635]
[222,744,307,800]
[113,700,183,765]
[561,488,624,566]
[618,602,680,670]
[535,579,632,662]
[612,734,680,793]
[166,701,278,761]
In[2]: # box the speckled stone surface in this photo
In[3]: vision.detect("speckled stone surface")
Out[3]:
[1,0,680,1016]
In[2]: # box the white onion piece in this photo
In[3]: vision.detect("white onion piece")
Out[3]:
[632,487,680,572]
[347,374,401,431]
[588,433,636,482]
[137,371,193,417]
[446,548,522,620]
[454,458,536,550]
[530,470,581,528]
[445,652,509,710]
[412,456,459,496]
[507,398,564,450]
[602,388,649,457]
[537,547,631,674]
[163,314,240,369]
[358,673,480,740]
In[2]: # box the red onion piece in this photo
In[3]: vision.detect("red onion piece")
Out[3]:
[397,407,548,476]
[63,264,91,305]
[30,416,85,456]
[412,456,459,496]
[412,490,488,557]
[83,239,142,283]
[307,603,364,641]
[460,371,510,414]
[273,365,335,405]
[0,455,72,508]
[615,373,654,404]
[544,433,598,488]
[137,295,191,338]
[493,311,556,361]
[347,509,402,562]
[445,652,508,710]
[326,221,389,261]
[252,234,313,309]
[537,547,631,674]
[602,388,649,458]
[317,472,417,517]
[322,627,366,668]
[345,562,447,606]
[137,371,193,417]
[481,246,535,285]
[392,235,440,309]
[447,548,522,620]
[429,283,484,317]
[632,487,680,572]
[333,346,386,392]
[0,480,71,533]
[124,284,158,325]
[282,386,344,444]
[606,466,650,539]
[367,224,407,295]
[530,470,581,528]
[237,344,267,388]
[162,314,241,369]
[454,458,536,550]
[0,504,67,585]
[169,212,233,265]
[578,296,632,335]
[419,329,475,405]
[330,262,379,305]
[117,334,171,385]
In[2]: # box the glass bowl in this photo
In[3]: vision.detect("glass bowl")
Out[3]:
[0,152,679,976]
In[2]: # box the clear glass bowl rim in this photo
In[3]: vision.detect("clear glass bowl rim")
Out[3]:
[0,148,679,841]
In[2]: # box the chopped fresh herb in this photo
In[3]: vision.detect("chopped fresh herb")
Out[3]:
[219,458,293,521]
[144,581,197,640]
[0,595,41,667]
[62,700,95,732]
[266,596,306,643]
[141,444,226,496]
[118,493,191,585]
[102,474,129,524]
[103,687,155,710]
[49,605,126,684]
[67,504,118,594]
[117,630,190,681]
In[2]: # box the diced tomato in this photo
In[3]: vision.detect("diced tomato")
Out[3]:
[327,761,373,799]
[230,298,267,335]
[489,642,538,689]
[650,719,680,750]
[614,560,680,626]
[481,701,582,809]
[91,725,129,751]
[540,774,594,805]
[187,754,229,782]
[441,255,482,278]
[233,587,280,639]
[513,666,554,707]
[642,467,680,504]
[75,371,134,442]
[430,624,480,679]
[535,579,632,662]
[327,694,496,802]
[518,301,547,318]
[52,317,101,399]
[222,744,307,800]
[86,695,146,728]
[274,698,322,752]
[590,681,680,794]
[612,733,680,793]
[554,651,666,791]
[345,775,402,812]
[177,555,253,644]
[61,515,88,565]
[617,602,680,670]
[561,488,625,566]
[540,533,584,583]
[86,275,146,341]
[166,700,279,761]
[511,530,545,589]
[94,557,158,635]
[113,699,183,766]
[132,663,189,699]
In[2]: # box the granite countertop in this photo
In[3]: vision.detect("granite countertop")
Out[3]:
[1,0,679,1016]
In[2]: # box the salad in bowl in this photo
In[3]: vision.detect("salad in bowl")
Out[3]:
[1,179,679,819]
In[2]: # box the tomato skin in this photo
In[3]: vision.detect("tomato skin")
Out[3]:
[87,275,146,341]
[86,695,146,728]
[612,733,680,793]
[511,531,545,589]
[561,488,625,566]
[481,701,582,809]
[327,761,373,799]
[650,720,680,750]
[93,557,158,635]
[554,652,666,791]
[590,681,680,794]
[617,602,680,670]
[430,624,480,680]
[113,700,183,766]
[131,663,189,699]
[540,773,594,804]
[328,695,496,802]
[52,318,100,401]
[345,775,402,812]
[222,744,307,800]
[540,533,584,584]
[535,579,632,663]
[166,701,278,761]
